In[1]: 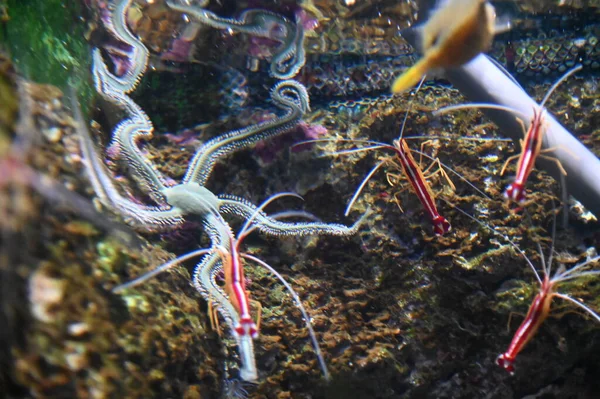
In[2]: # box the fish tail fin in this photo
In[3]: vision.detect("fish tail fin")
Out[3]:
[391,58,430,94]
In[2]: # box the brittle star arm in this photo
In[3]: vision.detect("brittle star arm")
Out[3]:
[166,1,305,79]
[183,80,310,186]
[102,0,149,93]
[92,49,170,204]
[218,194,367,237]
[74,94,184,232]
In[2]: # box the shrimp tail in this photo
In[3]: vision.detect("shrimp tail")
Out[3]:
[391,57,430,94]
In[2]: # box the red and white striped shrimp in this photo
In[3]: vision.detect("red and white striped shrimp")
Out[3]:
[451,205,600,375]
[435,65,582,204]
[302,132,492,236]
[314,85,491,236]
[297,98,493,236]
[111,192,331,380]
[216,231,258,338]
[389,137,452,235]
[213,192,307,339]
[495,239,600,374]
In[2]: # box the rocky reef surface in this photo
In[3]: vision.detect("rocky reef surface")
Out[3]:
[1,1,600,398]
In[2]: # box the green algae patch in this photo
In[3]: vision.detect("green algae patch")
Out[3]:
[0,52,18,153]
[1,0,93,104]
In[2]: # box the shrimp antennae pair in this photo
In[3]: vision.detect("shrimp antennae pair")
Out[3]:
[434,65,582,204]
[448,201,600,375]
[296,79,496,235]
[342,78,425,217]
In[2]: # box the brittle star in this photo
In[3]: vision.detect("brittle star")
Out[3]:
[165,0,306,80]
[82,0,365,382]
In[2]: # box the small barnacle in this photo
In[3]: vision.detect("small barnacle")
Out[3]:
[123,294,152,314]
[569,197,598,223]
[67,322,90,337]
[28,266,65,323]
[42,126,62,143]
[64,342,89,371]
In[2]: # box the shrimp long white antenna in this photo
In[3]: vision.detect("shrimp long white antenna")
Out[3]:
[328,145,391,157]
[552,255,600,282]
[291,137,390,152]
[296,136,515,163]
[553,268,600,283]
[397,76,426,141]
[404,135,513,143]
[554,292,600,323]
[268,210,322,222]
[546,203,558,276]
[296,137,513,153]
[434,65,582,124]
[536,241,549,278]
[446,203,542,284]
[539,64,582,108]
[112,248,212,293]
[237,192,304,241]
[241,253,331,382]
[523,197,558,279]
[433,103,530,122]
[345,160,387,216]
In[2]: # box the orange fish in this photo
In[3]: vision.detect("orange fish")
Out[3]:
[392,0,502,94]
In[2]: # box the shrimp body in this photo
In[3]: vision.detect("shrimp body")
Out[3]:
[392,138,451,235]
[435,65,582,204]
[219,236,258,339]
[504,108,545,203]
[449,196,600,375]
[495,251,600,375]
[496,275,553,375]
